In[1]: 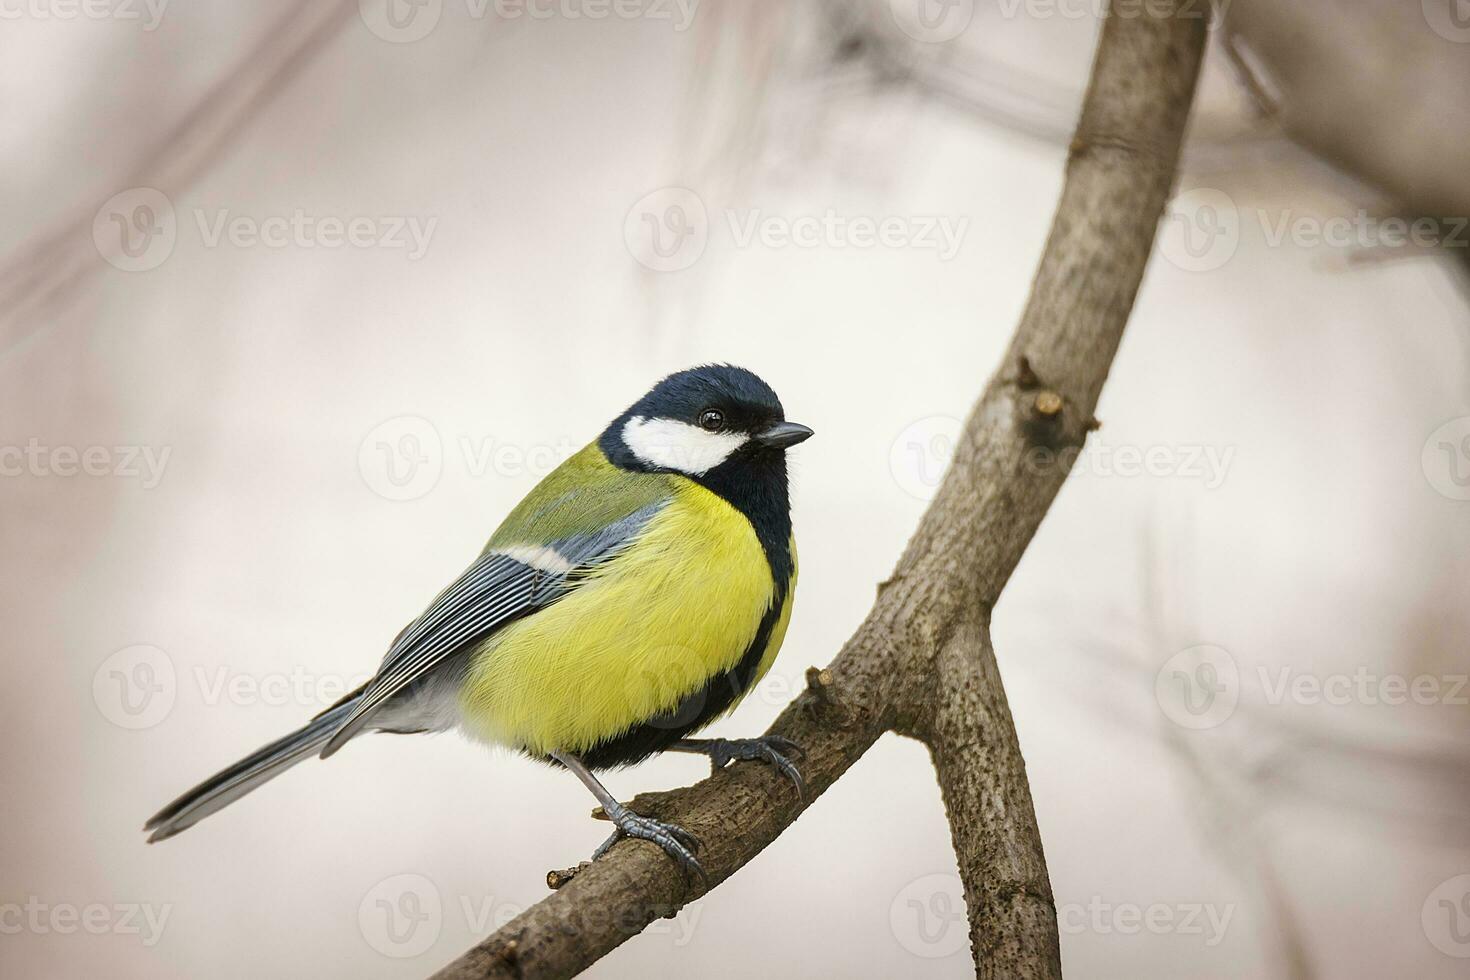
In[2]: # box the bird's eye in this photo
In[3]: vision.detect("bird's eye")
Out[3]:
[698,409,725,432]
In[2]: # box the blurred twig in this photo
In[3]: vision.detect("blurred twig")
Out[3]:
[1139,522,1318,980]
[0,0,357,353]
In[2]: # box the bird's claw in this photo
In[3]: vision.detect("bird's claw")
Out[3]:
[705,736,806,800]
[593,804,707,887]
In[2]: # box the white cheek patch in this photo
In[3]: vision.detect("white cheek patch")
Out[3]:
[622,415,747,476]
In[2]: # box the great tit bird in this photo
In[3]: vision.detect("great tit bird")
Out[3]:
[145,364,812,880]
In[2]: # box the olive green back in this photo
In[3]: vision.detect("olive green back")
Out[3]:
[485,443,677,550]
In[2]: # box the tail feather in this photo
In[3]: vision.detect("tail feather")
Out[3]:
[144,697,358,842]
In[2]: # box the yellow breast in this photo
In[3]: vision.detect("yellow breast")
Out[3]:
[458,478,782,756]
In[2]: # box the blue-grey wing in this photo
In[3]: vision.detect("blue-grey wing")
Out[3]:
[319,500,667,756]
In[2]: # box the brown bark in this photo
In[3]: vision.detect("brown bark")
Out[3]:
[433,4,1206,978]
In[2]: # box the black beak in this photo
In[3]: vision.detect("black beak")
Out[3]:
[754,420,814,449]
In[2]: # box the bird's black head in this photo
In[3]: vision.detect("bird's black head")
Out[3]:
[600,365,813,479]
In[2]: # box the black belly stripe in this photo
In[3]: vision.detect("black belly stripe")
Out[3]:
[577,574,790,770]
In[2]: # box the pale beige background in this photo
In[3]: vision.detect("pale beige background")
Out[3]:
[3,3,1469,978]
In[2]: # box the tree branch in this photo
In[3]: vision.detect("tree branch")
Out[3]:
[899,10,1207,976]
[433,5,1205,978]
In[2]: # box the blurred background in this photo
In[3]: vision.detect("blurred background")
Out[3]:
[3,1,1469,977]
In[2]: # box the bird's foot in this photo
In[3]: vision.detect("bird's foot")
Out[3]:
[593,800,707,886]
[686,736,806,800]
